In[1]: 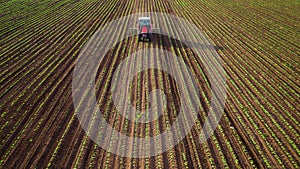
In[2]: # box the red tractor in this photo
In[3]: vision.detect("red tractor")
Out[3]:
[137,17,152,42]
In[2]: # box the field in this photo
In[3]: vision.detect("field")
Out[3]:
[0,0,299,168]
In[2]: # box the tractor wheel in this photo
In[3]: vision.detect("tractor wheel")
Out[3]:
[148,33,152,42]
[138,34,142,42]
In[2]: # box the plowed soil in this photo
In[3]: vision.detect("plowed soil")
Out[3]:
[0,0,299,168]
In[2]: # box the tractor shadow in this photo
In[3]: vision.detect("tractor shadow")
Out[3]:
[149,33,224,51]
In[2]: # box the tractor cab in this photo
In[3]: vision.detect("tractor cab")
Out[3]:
[139,17,150,23]
[138,17,151,27]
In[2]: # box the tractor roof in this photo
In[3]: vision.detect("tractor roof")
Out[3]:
[138,17,150,20]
